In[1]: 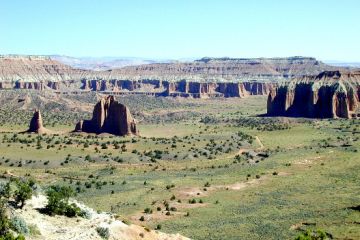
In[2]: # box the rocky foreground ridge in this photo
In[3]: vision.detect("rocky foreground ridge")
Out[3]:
[18,194,188,240]
[267,71,360,118]
[0,55,341,98]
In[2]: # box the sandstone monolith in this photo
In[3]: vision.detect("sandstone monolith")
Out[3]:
[75,96,138,136]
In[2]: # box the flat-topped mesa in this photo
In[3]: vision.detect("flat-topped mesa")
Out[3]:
[27,110,50,134]
[0,55,88,88]
[117,56,337,79]
[267,70,360,119]
[0,55,341,93]
[75,96,138,136]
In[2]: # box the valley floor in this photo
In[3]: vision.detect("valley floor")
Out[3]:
[0,92,359,239]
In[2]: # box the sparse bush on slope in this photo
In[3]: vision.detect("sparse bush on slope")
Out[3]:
[0,182,28,240]
[44,185,82,217]
[96,226,110,239]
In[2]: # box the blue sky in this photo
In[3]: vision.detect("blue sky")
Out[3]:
[1,0,359,61]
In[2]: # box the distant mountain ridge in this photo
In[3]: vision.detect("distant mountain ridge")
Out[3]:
[115,56,342,81]
[324,60,360,68]
[50,55,173,70]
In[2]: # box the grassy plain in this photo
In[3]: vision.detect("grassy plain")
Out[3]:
[0,92,359,239]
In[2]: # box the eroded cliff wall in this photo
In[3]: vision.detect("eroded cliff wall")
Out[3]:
[267,71,360,118]
[0,55,345,99]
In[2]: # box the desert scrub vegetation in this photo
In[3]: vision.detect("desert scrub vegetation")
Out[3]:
[294,229,331,240]
[96,226,110,239]
[1,178,36,209]
[0,178,36,240]
[0,199,25,240]
[0,94,359,239]
[200,115,292,131]
[44,185,84,218]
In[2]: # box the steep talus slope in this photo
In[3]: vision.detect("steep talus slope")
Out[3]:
[267,71,360,118]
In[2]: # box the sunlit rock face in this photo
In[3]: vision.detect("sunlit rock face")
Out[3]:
[267,71,360,119]
[75,96,138,136]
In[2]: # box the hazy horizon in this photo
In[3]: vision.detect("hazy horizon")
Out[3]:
[2,54,360,65]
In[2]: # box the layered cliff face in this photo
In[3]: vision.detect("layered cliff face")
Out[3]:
[75,96,138,136]
[116,56,339,79]
[0,55,88,82]
[0,55,344,99]
[267,71,360,118]
[81,79,164,92]
[164,80,274,98]
[0,55,89,91]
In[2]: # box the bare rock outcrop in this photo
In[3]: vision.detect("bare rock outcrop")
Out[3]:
[75,96,138,136]
[267,71,360,118]
[27,110,50,134]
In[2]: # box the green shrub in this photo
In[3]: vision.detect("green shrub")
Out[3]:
[294,229,330,240]
[144,208,152,214]
[79,209,92,219]
[0,200,10,236]
[10,216,29,235]
[13,179,35,209]
[0,233,25,240]
[189,199,196,204]
[45,185,81,217]
[0,183,10,199]
[0,200,25,240]
[96,226,110,239]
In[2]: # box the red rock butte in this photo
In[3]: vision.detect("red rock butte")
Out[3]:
[75,96,138,136]
[27,109,51,134]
